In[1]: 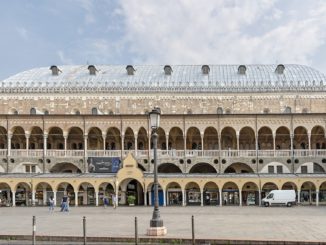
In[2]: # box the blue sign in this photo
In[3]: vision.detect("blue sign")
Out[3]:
[87,157,121,173]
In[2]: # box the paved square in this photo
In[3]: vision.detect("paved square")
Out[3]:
[0,206,325,242]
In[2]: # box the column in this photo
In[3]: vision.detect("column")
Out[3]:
[273,132,276,155]
[102,134,106,151]
[134,134,138,156]
[184,133,187,156]
[43,134,48,156]
[297,189,301,204]
[64,135,68,156]
[219,189,222,207]
[144,189,147,206]
[200,189,204,207]
[149,190,152,206]
[165,134,169,151]
[308,133,311,151]
[115,184,119,207]
[7,134,12,157]
[43,187,47,205]
[12,191,16,207]
[84,135,88,154]
[32,190,36,206]
[163,189,166,206]
[121,134,124,156]
[182,189,186,206]
[290,133,294,155]
[239,191,242,206]
[26,133,30,151]
[316,189,319,206]
[53,191,57,206]
[236,132,240,153]
[255,135,258,157]
[95,191,99,206]
[258,189,261,206]
[201,132,204,155]
[75,191,78,206]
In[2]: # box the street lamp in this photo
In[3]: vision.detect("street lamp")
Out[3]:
[147,107,167,236]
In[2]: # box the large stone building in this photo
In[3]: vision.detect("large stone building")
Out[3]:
[0,64,325,208]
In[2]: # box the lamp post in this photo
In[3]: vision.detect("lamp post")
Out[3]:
[147,107,167,236]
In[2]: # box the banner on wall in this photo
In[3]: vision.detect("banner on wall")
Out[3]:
[87,157,121,173]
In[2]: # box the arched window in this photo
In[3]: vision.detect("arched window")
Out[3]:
[75,110,80,115]
[284,106,291,113]
[91,108,98,115]
[217,107,223,114]
[225,108,231,114]
[44,110,49,115]
[30,108,36,115]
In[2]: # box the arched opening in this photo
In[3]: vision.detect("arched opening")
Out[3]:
[29,127,43,149]
[158,163,182,173]
[261,182,278,199]
[166,182,182,206]
[98,182,115,206]
[169,127,184,150]
[118,179,144,205]
[47,127,64,149]
[311,126,326,149]
[300,182,316,205]
[56,182,75,207]
[275,126,290,150]
[203,182,219,206]
[11,126,26,149]
[189,163,217,174]
[185,182,201,206]
[137,127,148,150]
[78,182,96,206]
[147,182,164,206]
[258,127,273,150]
[296,162,325,174]
[294,126,308,150]
[50,162,82,173]
[35,182,53,206]
[222,182,239,206]
[239,127,255,150]
[224,162,254,174]
[15,182,31,206]
[186,127,201,150]
[157,128,166,150]
[319,182,326,205]
[106,127,121,150]
[124,128,135,150]
[242,182,259,205]
[203,127,218,150]
[221,127,237,150]
[88,127,103,150]
[0,127,7,149]
[68,127,83,150]
[0,183,11,206]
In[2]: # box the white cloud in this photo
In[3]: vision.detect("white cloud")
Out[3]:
[118,0,326,69]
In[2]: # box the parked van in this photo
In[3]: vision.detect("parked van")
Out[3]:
[262,190,296,207]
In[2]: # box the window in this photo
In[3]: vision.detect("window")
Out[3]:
[284,106,291,113]
[238,65,246,75]
[276,165,283,174]
[126,65,135,75]
[263,108,270,114]
[164,65,172,75]
[30,108,36,115]
[201,65,210,75]
[91,108,98,115]
[275,64,285,74]
[25,165,30,173]
[217,107,223,114]
[88,65,97,75]
[267,193,274,199]
[225,109,231,114]
[301,166,308,174]
[31,166,36,173]
[44,110,49,115]
[268,166,274,174]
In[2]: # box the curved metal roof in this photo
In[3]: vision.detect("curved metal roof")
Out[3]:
[1,64,326,93]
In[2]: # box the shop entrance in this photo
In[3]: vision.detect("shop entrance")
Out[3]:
[78,182,96,206]
[242,182,259,205]
[166,182,182,206]
[185,182,201,206]
[119,179,144,205]
[222,182,239,206]
[203,182,219,206]
[0,183,11,207]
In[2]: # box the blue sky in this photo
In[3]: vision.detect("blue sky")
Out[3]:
[1,0,326,80]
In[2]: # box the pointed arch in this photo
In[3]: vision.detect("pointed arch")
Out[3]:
[137,127,148,150]
[88,127,103,150]
[48,127,64,149]
[203,127,218,150]
[29,126,43,149]
[186,127,201,150]
[169,127,184,150]
[294,126,308,149]
[275,126,290,150]
[67,127,83,150]
[106,127,121,150]
[239,127,255,150]
[258,126,273,150]
[221,127,236,150]
[124,127,135,150]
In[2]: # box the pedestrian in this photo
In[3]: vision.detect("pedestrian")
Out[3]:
[49,196,54,212]
[112,194,116,209]
[61,195,68,212]
[103,196,109,208]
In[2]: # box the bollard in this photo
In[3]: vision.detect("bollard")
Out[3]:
[191,215,195,245]
[32,216,36,245]
[83,216,86,245]
[135,217,138,245]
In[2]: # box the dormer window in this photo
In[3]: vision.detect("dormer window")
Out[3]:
[275,64,285,74]
[202,65,210,75]
[126,65,135,75]
[88,65,97,75]
[49,65,61,76]
[92,107,98,115]
[238,65,246,75]
[284,106,292,114]
[164,65,172,75]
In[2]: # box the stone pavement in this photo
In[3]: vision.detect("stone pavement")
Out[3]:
[0,206,325,243]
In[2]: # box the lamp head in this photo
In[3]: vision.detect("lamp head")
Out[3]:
[149,107,161,130]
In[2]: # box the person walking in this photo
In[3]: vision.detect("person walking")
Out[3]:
[112,194,117,209]
[61,195,69,212]
[49,196,54,213]
[103,196,109,208]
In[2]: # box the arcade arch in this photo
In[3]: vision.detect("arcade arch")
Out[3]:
[224,162,254,174]
[189,163,217,174]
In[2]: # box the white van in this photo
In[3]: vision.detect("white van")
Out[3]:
[262,190,296,207]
